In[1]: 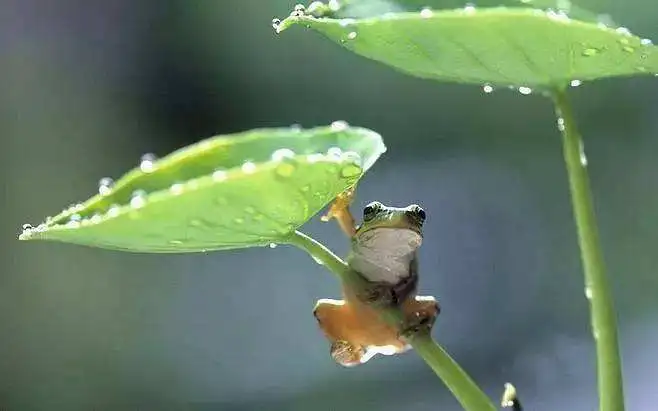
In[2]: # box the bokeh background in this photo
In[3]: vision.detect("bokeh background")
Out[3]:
[2,1,657,410]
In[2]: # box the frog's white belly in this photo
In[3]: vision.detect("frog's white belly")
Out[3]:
[348,228,422,284]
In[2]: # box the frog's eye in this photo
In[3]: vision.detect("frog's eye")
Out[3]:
[363,201,383,221]
[408,204,426,223]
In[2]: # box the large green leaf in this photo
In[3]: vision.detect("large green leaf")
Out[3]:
[276,7,657,87]
[304,0,605,24]
[19,124,385,252]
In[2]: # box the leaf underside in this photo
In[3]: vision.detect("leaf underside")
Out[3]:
[20,125,386,252]
[278,8,658,87]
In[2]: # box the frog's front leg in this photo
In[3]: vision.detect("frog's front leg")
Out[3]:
[398,295,441,340]
[321,186,357,238]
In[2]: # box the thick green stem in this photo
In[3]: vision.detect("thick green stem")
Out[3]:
[285,230,496,411]
[551,88,625,411]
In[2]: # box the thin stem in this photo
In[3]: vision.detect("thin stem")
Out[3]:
[285,230,496,411]
[551,88,625,411]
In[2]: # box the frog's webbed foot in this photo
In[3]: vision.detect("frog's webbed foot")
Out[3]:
[321,186,357,238]
[330,340,366,367]
[398,296,440,341]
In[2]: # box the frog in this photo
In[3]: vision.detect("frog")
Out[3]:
[313,188,440,366]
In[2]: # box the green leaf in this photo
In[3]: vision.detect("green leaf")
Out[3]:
[19,124,386,253]
[276,7,657,87]
[306,0,605,24]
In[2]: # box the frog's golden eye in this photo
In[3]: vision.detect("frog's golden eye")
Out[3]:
[363,201,383,221]
[407,204,426,223]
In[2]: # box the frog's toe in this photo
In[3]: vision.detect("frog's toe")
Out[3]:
[398,304,439,341]
[331,340,366,367]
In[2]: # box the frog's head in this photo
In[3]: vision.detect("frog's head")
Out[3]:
[354,201,425,254]
[357,201,425,235]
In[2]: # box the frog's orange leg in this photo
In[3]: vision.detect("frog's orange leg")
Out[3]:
[321,186,357,238]
[313,298,366,366]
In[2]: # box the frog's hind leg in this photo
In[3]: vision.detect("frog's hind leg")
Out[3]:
[321,186,357,237]
[313,298,366,367]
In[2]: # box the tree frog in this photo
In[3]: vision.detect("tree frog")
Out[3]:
[314,188,440,366]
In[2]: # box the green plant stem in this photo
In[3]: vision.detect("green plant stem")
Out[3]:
[551,88,625,411]
[285,230,496,411]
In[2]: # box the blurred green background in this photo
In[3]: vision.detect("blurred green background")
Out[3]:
[2,1,657,410]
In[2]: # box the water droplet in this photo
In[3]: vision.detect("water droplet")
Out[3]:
[518,86,532,95]
[330,120,349,131]
[546,9,569,22]
[328,0,340,11]
[327,146,342,160]
[339,18,356,27]
[272,148,296,162]
[140,153,157,173]
[269,243,278,249]
[90,213,102,224]
[69,213,82,222]
[234,217,245,224]
[570,79,582,87]
[242,161,257,174]
[420,8,433,18]
[107,204,121,217]
[341,164,362,178]
[276,162,296,177]
[98,177,114,196]
[294,3,306,12]
[463,3,476,13]
[585,287,593,299]
[130,190,147,209]
[557,117,565,132]
[579,141,588,166]
[616,26,631,36]
[212,169,228,181]
[482,84,494,93]
[66,220,80,228]
[307,153,325,163]
[272,18,281,31]
[170,183,184,195]
[346,31,357,40]
[341,150,362,166]
[640,38,653,46]
[582,48,599,57]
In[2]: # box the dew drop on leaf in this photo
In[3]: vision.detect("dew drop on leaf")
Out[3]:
[98,177,114,196]
[330,120,349,131]
[420,8,433,18]
[170,183,184,195]
[518,86,532,95]
[130,190,147,209]
[140,153,157,173]
[269,243,278,249]
[212,169,228,181]
[570,79,582,87]
[482,84,494,93]
[581,48,599,57]
[276,162,296,177]
[242,161,257,174]
[271,148,296,162]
